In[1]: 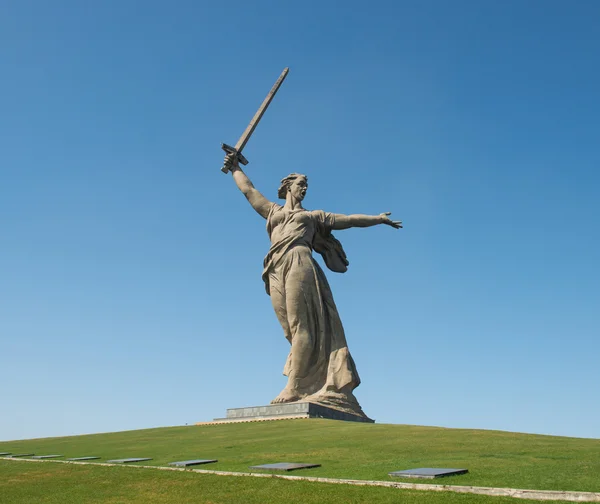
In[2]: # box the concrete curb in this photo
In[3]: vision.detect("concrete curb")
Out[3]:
[196,415,309,425]
[2,456,599,502]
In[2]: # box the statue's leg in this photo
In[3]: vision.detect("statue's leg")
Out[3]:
[270,249,327,403]
[281,253,327,398]
[269,267,302,404]
[269,274,292,343]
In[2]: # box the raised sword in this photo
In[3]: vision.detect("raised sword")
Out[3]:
[220,67,289,173]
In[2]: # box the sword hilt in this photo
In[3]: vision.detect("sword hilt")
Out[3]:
[220,143,249,174]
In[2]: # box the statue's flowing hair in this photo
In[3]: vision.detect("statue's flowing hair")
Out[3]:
[278,173,307,200]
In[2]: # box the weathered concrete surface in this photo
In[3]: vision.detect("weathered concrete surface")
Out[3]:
[216,402,374,423]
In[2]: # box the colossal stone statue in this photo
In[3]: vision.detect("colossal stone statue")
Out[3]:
[223,153,401,419]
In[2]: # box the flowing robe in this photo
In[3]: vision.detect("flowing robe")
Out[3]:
[262,204,361,404]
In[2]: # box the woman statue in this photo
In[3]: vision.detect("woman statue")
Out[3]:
[224,153,401,419]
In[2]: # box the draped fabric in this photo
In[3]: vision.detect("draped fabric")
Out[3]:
[262,204,361,401]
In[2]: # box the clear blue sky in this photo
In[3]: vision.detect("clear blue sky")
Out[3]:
[1,0,599,441]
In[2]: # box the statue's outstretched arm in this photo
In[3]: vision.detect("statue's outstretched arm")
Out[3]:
[223,153,273,219]
[331,212,402,230]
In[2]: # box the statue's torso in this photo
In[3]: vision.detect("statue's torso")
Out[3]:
[269,207,317,250]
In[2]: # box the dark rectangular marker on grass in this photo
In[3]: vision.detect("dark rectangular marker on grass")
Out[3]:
[249,462,321,472]
[66,456,101,461]
[31,455,63,459]
[0,453,11,456]
[107,458,152,464]
[168,459,218,467]
[8,454,34,458]
[389,468,468,479]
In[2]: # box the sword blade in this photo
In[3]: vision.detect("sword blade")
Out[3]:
[234,67,289,153]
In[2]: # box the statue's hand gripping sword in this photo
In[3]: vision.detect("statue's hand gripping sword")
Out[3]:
[220,67,289,173]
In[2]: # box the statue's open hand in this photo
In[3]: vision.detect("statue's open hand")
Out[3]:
[380,212,402,229]
[223,152,240,172]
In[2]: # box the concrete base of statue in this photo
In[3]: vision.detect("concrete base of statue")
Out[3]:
[203,402,374,424]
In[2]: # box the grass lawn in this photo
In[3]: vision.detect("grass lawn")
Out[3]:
[1,419,599,499]
[0,459,571,504]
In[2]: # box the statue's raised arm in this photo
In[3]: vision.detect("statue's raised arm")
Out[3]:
[224,152,273,219]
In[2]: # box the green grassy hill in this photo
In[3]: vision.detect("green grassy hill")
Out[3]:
[2,420,599,503]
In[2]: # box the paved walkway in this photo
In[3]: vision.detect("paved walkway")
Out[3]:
[3,456,600,502]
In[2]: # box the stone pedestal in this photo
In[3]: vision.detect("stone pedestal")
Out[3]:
[212,402,374,423]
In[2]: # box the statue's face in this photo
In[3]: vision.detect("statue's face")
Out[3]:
[289,176,308,201]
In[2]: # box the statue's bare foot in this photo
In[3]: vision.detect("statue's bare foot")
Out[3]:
[270,388,300,404]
